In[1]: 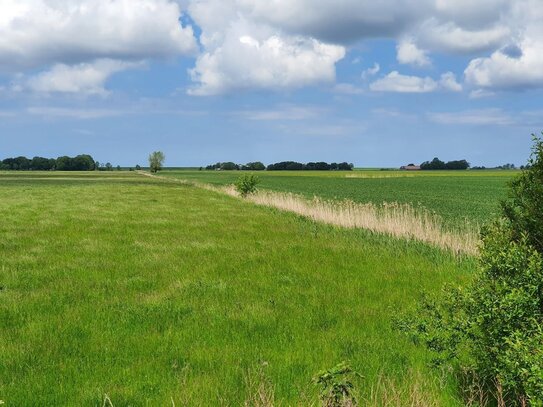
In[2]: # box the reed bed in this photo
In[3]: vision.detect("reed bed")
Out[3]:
[222,187,478,255]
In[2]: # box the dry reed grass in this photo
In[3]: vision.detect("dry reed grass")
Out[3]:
[362,373,441,407]
[139,172,479,255]
[244,365,276,407]
[221,187,478,255]
[241,370,441,407]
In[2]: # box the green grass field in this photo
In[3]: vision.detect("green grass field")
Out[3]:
[0,171,477,405]
[161,170,516,229]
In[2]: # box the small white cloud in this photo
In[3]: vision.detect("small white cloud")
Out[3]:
[370,71,464,93]
[235,105,325,121]
[361,63,380,79]
[27,106,126,119]
[22,59,143,95]
[333,83,365,95]
[0,110,16,117]
[469,89,495,99]
[439,72,462,92]
[371,108,417,120]
[370,71,438,93]
[396,39,431,67]
[428,108,513,125]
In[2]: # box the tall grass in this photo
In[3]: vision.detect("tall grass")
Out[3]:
[233,189,478,255]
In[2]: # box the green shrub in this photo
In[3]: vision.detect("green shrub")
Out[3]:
[401,135,543,406]
[314,362,359,407]
[235,174,260,197]
[502,135,543,252]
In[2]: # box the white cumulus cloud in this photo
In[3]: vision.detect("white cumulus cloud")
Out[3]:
[370,72,438,93]
[439,72,462,92]
[2,0,543,95]
[22,59,143,95]
[397,39,431,67]
[370,71,462,93]
[0,0,197,70]
[187,16,345,95]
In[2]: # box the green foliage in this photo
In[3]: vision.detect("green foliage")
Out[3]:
[314,362,359,407]
[148,151,165,173]
[420,157,470,170]
[235,174,260,197]
[242,161,266,171]
[502,134,543,252]
[1,154,95,171]
[402,135,543,405]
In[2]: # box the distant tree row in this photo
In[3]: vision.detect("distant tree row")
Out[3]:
[267,161,354,171]
[204,161,354,171]
[1,154,96,171]
[472,163,526,170]
[205,162,266,171]
[420,157,470,170]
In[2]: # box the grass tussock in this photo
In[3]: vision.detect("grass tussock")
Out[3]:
[221,186,478,255]
[244,366,276,407]
[363,373,441,407]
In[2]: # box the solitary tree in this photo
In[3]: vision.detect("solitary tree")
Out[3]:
[148,151,165,173]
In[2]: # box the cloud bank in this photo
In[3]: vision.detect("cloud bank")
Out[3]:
[0,0,542,95]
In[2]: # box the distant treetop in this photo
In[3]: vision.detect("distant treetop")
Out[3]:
[204,161,353,171]
[1,154,96,171]
[420,157,470,170]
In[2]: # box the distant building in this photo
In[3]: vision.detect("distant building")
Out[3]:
[400,164,421,171]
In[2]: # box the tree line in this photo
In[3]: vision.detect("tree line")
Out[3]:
[205,162,266,171]
[205,161,354,171]
[420,157,470,170]
[1,155,97,171]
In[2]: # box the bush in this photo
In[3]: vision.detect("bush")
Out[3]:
[314,362,359,407]
[401,135,543,405]
[235,174,259,197]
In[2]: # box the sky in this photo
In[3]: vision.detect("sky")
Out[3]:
[1,0,543,167]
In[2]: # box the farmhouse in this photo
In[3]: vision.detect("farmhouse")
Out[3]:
[400,164,421,170]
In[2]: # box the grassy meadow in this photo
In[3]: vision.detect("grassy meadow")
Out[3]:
[161,169,516,229]
[0,171,485,405]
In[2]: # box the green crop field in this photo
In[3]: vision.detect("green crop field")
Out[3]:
[0,171,478,405]
[161,169,517,229]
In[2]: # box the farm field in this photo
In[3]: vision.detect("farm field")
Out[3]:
[161,170,517,229]
[0,171,476,405]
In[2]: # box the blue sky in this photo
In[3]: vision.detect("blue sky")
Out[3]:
[1,1,542,167]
